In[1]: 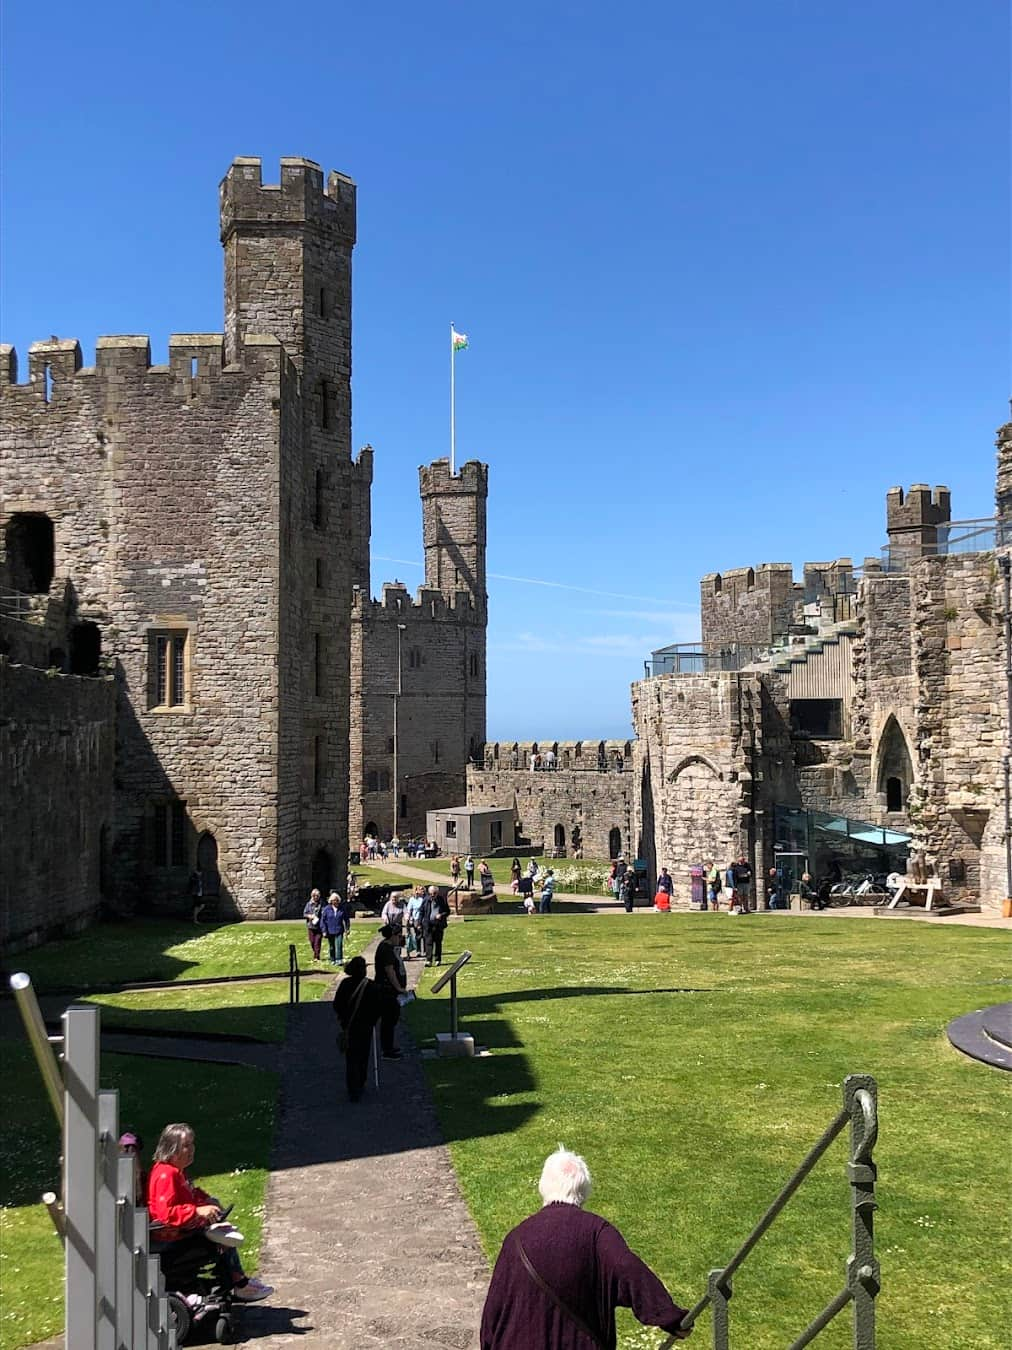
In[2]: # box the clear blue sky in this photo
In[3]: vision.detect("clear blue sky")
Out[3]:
[3,2,1007,737]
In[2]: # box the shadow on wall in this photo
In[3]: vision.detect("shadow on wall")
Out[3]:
[115,676,240,921]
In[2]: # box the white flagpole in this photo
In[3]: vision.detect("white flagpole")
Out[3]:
[450,321,456,475]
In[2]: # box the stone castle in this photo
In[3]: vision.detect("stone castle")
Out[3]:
[1,156,488,949]
[469,432,1011,914]
[2,154,1007,946]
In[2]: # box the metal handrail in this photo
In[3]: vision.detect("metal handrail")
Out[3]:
[660,1075,878,1349]
[288,943,301,1004]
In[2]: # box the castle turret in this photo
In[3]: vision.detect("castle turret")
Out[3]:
[885,484,951,564]
[419,458,488,611]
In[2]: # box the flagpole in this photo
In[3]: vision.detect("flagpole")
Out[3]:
[450,321,456,475]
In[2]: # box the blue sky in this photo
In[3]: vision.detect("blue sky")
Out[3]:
[3,2,1007,737]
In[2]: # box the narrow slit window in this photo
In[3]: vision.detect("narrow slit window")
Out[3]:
[314,634,323,697]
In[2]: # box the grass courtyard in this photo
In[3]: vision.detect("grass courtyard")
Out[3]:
[406,913,1011,1349]
[1,912,1008,1348]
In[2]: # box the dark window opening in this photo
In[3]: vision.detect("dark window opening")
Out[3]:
[314,634,323,697]
[490,820,503,849]
[399,793,407,819]
[608,827,622,859]
[408,646,423,669]
[387,736,395,754]
[445,819,457,838]
[431,740,440,764]
[366,769,391,793]
[314,469,324,529]
[713,574,722,595]
[746,567,756,592]
[69,621,101,676]
[5,513,54,593]
[196,831,221,896]
[315,557,324,589]
[318,286,328,318]
[468,652,479,677]
[790,698,843,739]
[886,776,903,812]
[554,823,566,848]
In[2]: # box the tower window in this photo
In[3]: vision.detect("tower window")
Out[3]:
[408,646,423,669]
[314,469,324,529]
[366,769,391,793]
[468,652,479,677]
[316,557,324,589]
[148,630,190,710]
[319,286,328,319]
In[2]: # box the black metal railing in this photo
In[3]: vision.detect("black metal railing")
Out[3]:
[288,943,301,1005]
[660,1075,879,1349]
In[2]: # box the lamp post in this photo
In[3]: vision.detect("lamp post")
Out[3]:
[393,623,406,841]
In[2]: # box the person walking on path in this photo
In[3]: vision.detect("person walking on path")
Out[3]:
[333,956,383,1101]
[479,1146,691,1348]
[706,862,722,910]
[374,925,407,1060]
[303,889,323,962]
[465,855,475,890]
[321,891,350,965]
[405,885,425,959]
[450,855,461,889]
[421,885,451,965]
[510,857,522,893]
[381,890,407,937]
[538,869,556,915]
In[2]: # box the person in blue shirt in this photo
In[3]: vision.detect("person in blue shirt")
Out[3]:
[538,869,556,915]
[321,891,351,965]
[405,886,425,960]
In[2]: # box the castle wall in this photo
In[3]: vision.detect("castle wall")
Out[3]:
[700,564,796,654]
[465,754,634,861]
[907,552,1003,907]
[0,662,115,951]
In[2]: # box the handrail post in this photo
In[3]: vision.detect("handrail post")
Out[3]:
[708,1269,731,1350]
[844,1075,879,1350]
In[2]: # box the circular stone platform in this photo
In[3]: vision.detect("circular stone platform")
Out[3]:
[946,1001,1012,1072]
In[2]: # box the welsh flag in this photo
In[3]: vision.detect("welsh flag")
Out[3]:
[452,328,469,352]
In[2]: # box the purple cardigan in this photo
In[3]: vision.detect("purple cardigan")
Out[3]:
[480,1202,688,1349]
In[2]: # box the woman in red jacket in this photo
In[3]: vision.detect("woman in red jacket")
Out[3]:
[147,1122,273,1302]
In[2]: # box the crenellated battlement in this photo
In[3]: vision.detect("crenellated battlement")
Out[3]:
[419,457,488,498]
[352,579,483,623]
[219,156,356,245]
[886,483,951,532]
[477,738,633,769]
[0,332,288,404]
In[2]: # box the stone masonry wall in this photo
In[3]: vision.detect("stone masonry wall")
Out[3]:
[907,552,1003,908]
[0,661,115,951]
[700,564,796,653]
[465,758,634,860]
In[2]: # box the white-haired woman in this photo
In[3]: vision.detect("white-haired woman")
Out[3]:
[480,1146,691,1348]
[146,1122,273,1302]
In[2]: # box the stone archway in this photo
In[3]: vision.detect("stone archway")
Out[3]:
[196,831,221,896]
[662,756,737,875]
[876,716,913,812]
[311,848,334,894]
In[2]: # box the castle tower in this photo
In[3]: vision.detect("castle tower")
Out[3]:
[419,458,488,610]
[349,458,489,847]
[885,484,951,565]
[219,156,358,907]
[996,417,1012,532]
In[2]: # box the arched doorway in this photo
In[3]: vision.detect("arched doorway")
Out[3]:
[363,820,378,839]
[311,848,334,893]
[5,513,54,593]
[608,827,622,858]
[553,823,566,849]
[196,832,221,896]
[877,716,913,812]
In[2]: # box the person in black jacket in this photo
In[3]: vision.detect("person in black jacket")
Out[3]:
[374,927,407,1060]
[420,885,451,966]
[333,956,383,1101]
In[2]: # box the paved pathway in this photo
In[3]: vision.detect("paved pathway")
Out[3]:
[238,943,489,1347]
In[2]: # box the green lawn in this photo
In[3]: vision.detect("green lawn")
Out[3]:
[7,918,370,992]
[83,976,331,1042]
[406,914,1011,1349]
[384,854,616,895]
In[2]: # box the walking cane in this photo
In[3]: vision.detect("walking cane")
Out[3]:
[372,1027,380,1088]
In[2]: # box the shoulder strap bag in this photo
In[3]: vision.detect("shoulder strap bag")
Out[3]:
[516,1239,607,1349]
